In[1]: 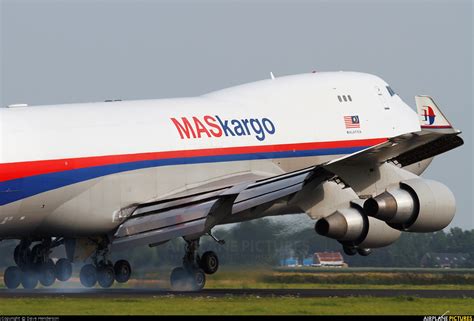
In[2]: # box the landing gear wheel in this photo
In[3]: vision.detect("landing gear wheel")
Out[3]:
[191,269,206,291]
[170,267,188,291]
[4,266,22,289]
[55,258,73,282]
[13,245,20,266]
[357,248,372,256]
[39,260,56,287]
[199,251,219,274]
[21,269,38,289]
[14,244,31,268]
[97,265,115,288]
[80,264,97,288]
[30,244,43,264]
[343,246,357,256]
[114,260,131,283]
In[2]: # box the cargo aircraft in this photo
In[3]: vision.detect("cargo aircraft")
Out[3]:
[0,72,463,290]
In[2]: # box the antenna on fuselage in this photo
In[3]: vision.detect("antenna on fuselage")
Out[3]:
[270,72,275,80]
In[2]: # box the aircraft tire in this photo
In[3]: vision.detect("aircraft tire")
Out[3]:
[79,264,97,288]
[170,267,188,291]
[21,268,38,289]
[14,245,31,269]
[191,269,206,291]
[55,258,73,282]
[13,245,20,266]
[199,251,219,274]
[4,266,22,289]
[343,246,357,256]
[114,260,131,283]
[39,260,56,287]
[30,244,43,264]
[97,265,115,288]
[357,248,372,256]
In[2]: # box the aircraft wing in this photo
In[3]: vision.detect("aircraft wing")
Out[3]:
[111,166,332,250]
[112,96,463,251]
[326,128,462,169]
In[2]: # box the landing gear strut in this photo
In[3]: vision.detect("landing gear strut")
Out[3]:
[170,239,220,291]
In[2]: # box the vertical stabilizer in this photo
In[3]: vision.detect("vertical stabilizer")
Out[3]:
[415,96,455,132]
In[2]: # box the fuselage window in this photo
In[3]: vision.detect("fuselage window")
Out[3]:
[338,94,352,103]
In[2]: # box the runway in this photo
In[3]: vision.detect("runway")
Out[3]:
[0,288,472,298]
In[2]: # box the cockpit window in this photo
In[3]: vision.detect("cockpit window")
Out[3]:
[386,86,396,96]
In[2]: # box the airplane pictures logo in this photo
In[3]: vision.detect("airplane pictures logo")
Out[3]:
[171,115,276,141]
[344,115,360,129]
[421,105,436,125]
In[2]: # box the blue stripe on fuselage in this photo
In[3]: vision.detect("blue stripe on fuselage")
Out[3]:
[0,146,365,206]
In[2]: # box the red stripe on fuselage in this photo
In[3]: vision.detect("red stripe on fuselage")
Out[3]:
[0,138,387,183]
[420,125,452,129]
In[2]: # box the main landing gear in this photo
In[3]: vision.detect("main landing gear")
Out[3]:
[2,238,132,290]
[79,260,131,288]
[3,238,73,289]
[79,241,131,289]
[169,239,219,291]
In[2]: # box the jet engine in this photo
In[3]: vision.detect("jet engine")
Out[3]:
[363,178,455,232]
[315,204,401,249]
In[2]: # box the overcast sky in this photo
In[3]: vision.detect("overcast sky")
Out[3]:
[0,0,472,229]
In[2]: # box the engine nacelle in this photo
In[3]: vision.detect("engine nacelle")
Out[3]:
[363,178,456,232]
[315,204,401,248]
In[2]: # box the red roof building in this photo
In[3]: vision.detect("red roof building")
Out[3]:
[312,252,345,267]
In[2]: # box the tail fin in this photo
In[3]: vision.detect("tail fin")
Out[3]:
[415,95,456,132]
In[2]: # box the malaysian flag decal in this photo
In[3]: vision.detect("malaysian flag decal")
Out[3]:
[344,115,360,129]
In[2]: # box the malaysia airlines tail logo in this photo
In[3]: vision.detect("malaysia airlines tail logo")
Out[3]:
[421,106,436,125]
[170,115,276,141]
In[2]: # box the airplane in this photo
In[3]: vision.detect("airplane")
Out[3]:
[0,71,463,291]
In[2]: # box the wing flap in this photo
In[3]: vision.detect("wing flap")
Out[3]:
[112,219,207,251]
[111,166,317,249]
[115,199,219,238]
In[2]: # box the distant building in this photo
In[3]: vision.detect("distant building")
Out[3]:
[302,257,313,266]
[420,252,468,268]
[280,257,299,267]
[297,252,345,267]
[280,252,345,267]
[311,252,345,267]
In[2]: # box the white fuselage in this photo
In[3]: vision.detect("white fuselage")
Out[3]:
[0,72,420,237]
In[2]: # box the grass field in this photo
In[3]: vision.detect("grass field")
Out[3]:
[0,296,473,315]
